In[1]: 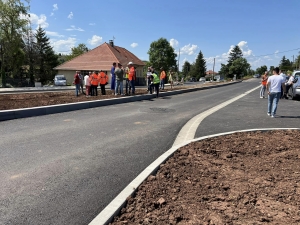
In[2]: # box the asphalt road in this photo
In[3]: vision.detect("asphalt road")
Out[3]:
[1,79,299,225]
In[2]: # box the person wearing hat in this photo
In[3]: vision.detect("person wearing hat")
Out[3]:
[128,62,135,95]
[160,67,166,90]
[114,63,124,95]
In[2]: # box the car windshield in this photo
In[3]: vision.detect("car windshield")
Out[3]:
[56,77,66,80]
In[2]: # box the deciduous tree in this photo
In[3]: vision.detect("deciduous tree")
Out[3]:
[65,43,89,61]
[147,38,177,72]
[0,0,30,86]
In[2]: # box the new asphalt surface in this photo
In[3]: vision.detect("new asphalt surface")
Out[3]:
[0,79,299,225]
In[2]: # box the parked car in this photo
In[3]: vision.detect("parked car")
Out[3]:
[189,77,197,82]
[54,75,67,86]
[287,70,300,100]
[253,74,260,78]
[199,77,206,82]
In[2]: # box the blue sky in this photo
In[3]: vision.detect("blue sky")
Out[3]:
[28,0,300,71]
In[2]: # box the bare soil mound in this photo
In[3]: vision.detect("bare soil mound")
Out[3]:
[111,130,300,225]
[0,86,194,110]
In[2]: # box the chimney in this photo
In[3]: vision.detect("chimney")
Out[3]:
[109,40,114,47]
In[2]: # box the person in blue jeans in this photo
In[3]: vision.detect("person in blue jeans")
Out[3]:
[266,67,286,118]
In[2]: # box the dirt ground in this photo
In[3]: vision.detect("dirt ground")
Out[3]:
[0,86,196,110]
[110,130,300,225]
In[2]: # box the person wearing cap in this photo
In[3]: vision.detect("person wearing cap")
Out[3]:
[160,67,166,90]
[149,67,160,97]
[111,62,116,95]
[114,63,124,95]
[98,70,108,95]
[128,62,135,95]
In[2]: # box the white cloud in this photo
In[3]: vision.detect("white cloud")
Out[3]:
[68,12,73,19]
[170,38,179,48]
[50,37,77,54]
[237,41,253,57]
[180,44,198,55]
[27,13,49,29]
[89,23,96,26]
[130,43,138,48]
[66,25,84,32]
[50,12,54,16]
[46,31,64,38]
[88,35,103,46]
[53,4,58,11]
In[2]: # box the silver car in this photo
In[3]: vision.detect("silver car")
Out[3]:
[287,70,300,100]
[54,75,67,86]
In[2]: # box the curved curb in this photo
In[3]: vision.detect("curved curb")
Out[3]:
[89,128,300,225]
[0,81,240,122]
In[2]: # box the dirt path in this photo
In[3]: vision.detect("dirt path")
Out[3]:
[110,130,300,225]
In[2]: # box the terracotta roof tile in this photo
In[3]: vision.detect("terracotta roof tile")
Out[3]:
[54,42,145,71]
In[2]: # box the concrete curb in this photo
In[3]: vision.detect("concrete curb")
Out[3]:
[89,128,300,225]
[0,81,240,122]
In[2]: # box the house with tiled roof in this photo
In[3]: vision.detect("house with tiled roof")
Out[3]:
[54,40,145,85]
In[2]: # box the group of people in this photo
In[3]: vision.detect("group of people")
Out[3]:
[110,62,136,96]
[73,62,136,97]
[73,70,109,96]
[259,67,296,118]
[146,66,175,97]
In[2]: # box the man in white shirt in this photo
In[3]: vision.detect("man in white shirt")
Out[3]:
[266,67,286,118]
[279,70,287,99]
[285,73,295,98]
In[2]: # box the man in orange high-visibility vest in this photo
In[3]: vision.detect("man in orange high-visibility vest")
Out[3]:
[90,71,99,96]
[128,62,135,95]
[98,70,108,95]
[160,67,166,90]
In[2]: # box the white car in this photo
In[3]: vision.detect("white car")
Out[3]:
[287,70,300,100]
[54,75,67,86]
[199,77,206,82]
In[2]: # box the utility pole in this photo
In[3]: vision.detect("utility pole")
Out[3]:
[212,58,215,81]
[177,48,180,72]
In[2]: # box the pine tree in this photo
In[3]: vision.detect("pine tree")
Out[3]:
[189,51,206,80]
[279,56,293,71]
[228,45,243,65]
[182,61,191,77]
[35,27,58,84]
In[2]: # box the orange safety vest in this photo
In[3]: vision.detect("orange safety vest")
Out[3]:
[160,71,166,80]
[98,72,108,85]
[91,73,99,85]
[128,67,135,81]
[261,75,268,86]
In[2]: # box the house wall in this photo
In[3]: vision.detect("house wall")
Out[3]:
[57,70,75,85]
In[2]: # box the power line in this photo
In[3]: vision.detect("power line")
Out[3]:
[245,48,300,59]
